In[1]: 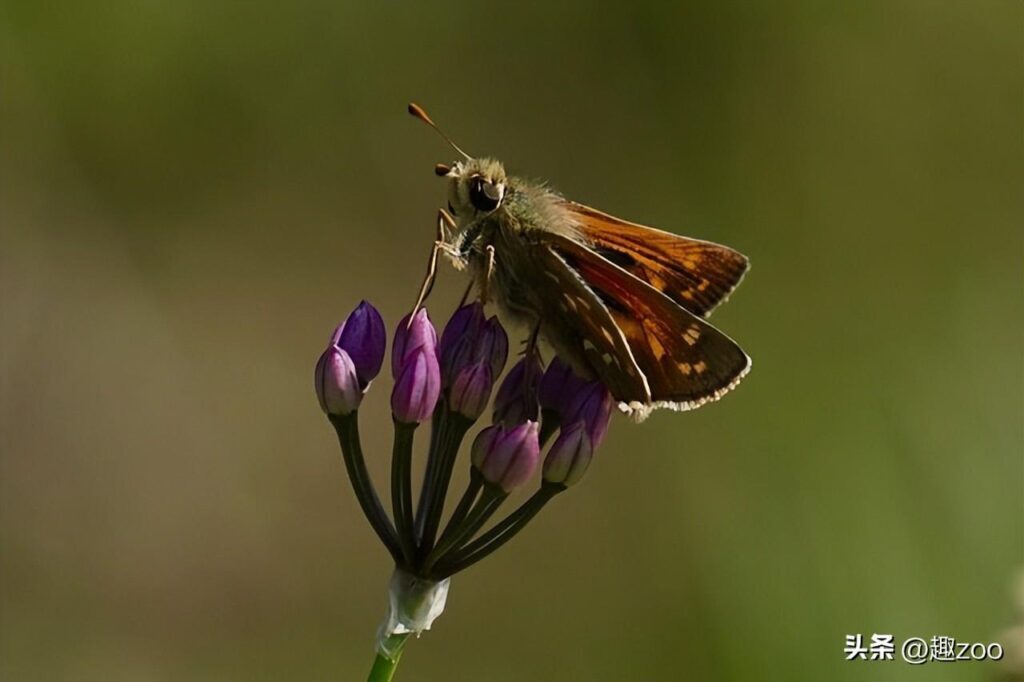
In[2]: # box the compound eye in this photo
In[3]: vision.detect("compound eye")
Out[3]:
[469,176,502,212]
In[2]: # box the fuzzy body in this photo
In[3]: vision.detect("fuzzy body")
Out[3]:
[437,155,751,421]
[444,159,592,375]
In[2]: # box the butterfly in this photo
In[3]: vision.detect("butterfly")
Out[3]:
[408,103,750,421]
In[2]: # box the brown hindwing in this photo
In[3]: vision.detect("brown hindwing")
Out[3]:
[531,244,652,405]
[547,233,750,417]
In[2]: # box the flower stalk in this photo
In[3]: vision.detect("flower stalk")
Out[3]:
[315,300,613,680]
[422,485,506,575]
[390,421,418,566]
[434,483,564,577]
[367,639,407,682]
[330,413,402,563]
[414,407,473,556]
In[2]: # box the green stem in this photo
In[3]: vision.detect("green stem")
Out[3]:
[437,484,562,577]
[367,634,409,682]
[330,413,402,563]
[391,421,418,566]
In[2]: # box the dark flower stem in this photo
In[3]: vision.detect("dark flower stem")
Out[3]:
[451,489,503,544]
[415,409,473,557]
[412,403,447,545]
[436,483,563,577]
[422,488,505,575]
[434,468,483,548]
[391,421,418,566]
[330,413,402,563]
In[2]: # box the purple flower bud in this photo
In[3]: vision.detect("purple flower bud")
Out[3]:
[477,317,509,380]
[390,309,441,423]
[335,301,386,388]
[392,308,438,378]
[315,345,362,416]
[538,356,588,415]
[448,361,493,421]
[562,381,614,448]
[471,422,540,492]
[492,355,543,426]
[391,346,441,424]
[439,303,508,388]
[469,424,501,468]
[439,302,485,371]
[542,421,593,487]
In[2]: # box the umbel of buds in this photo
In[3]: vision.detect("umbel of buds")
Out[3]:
[314,299,613,677]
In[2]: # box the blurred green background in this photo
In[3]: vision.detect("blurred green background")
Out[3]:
[2,2,1021,680]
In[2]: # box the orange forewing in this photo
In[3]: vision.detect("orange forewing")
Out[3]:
[548,234,750,410]
[562,200,749,317]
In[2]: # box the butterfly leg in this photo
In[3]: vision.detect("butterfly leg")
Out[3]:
[525,317,541,356]
[479,244,496,305]
[438,207,456,243]
[409,210,459,325]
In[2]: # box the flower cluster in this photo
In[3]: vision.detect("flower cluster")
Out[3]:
[315,299,613,671]
[316,300,612,571]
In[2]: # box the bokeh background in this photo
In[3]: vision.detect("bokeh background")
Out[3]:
[2,2,1021,680]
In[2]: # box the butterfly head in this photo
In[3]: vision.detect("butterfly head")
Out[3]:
[437,158,508,218]
[408,103,509,218]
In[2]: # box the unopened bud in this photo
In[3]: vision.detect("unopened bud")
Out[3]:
[471,421,540,492]
[315,345,361,416]
[448,362,493,421]
[542,421,593,488]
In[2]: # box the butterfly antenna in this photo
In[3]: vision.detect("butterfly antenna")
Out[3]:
[408,102,472,160]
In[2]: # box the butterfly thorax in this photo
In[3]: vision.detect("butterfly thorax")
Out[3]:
[444,178,609,384]
[450,176,582,323]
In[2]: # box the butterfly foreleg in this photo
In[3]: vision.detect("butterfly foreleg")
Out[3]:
[438,207,457,243]
[409,209,462,325]
[480,244,496,305]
